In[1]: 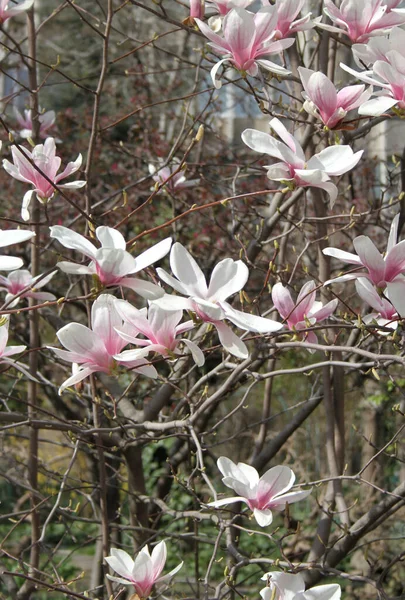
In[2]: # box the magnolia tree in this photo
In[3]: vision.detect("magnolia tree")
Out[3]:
[0,0,405,599]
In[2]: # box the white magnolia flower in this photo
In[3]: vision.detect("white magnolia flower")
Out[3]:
[208,457,311,527]
[155,243,282,359]
[260,571,341,600]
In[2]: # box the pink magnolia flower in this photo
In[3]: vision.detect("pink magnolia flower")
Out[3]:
[3,138,86,221]
[208,457,311,527]
[298,67,371,129]
[105,542,183,598]
[14,107,56,140]
[341,52,405,116]
[260,572,341,600]
[272,281,338,345]
[318,0,405,43]
[196,7,293,89]
[261,0,319,39]
[155,242,282,359]
[242,117,363,206]
[355,278,398,330]
[50,225,171,300]
[0,228,35,271]
[0,269,56,306]
[113,300,205,367]
[323,214,405,316]
[0,0,33,24]
[352,26,405,67]
[149,162,199,193]
[49,294,156,394]
[0,317,32,379]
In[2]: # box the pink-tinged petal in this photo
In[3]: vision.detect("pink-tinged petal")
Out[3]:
[169,243,207,297]
[386,280,405,317]
[255,59,291,76]
[95,248,137,280]
[322,247,362,265]
[303,584,341,600]
[324,273,364,287]
[151,541,167,580]
[56,323,102,359]
[336,84,367,110]
[269,487,312,510]
[269,117,305,160]
[358,96,398,116]
[353,236,385,284]
[0,256,24,271]
[193,298,224,321]
[257,465,295,503]
[182,339,205,366]
[340,63,386,88]
[241,128,298,165]
[253,508,273,527]
[50,226,97,260]
[91,294,123,355]
[96,226,126,250]
[208,259,249,302]
[195,18,231,52]
[57,180,86,190]
[387,214,400,254]
[221,302,282,333]
[131,237,172,273]
[157,561,183,585]
[106,575,133,586]
[309,298,338,322]
[58,366,96,394]
[56,261,94,276]
[0,229,35,247]
[305,70,338,118]
[355,278,386,312]
[29,291,56,302]
[105,549,134,580]
[133,363,158,379]
[207,496,249,507]
[115,348,153,362]
[223,8,255,58]
[253,6,278,46]
[55,153,82,182]
[119,277,165,300]
[132,549,154,597]
[271,282,295,318]
[294,281,316,320]
[385,239,405,281]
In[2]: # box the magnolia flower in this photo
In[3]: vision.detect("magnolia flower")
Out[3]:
[149,162,199,193]
[341,53,405,116]
[0,269,56,307]
[155,242,282,359]
[189,0,204,19]
[318,0,405,43]
[204,0,255,30]
[355,278,398,330]
[113,300,205,366]
[49,294,156,394]
[261,0,319,39]
[0,317,32,379]
[352,26,405,68]
[272,281,338,345]
[196,7,293,89]
[323,214,405,316]
[105,542,183,598]
[3,138,86,221]
[242,118,363,206]
[298,67,371,129]
[260,571,341,600]
[14,107,56,140]
[50,225,171,300]
[0,228,35,271]
[0,0,34,23]
[207,457,311,526]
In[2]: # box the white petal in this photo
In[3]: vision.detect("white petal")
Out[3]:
[50,226,97,259]
[96,226,126,250]
[253,508,273,527]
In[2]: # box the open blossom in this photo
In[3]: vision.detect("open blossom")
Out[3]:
[49,294,156,394]
[323,214,405,316]
[14,107,56,140]
[3,138,86,221]
[272,281,338,345]
[260,572,341,600]
[0,228,35,271]
[341,52,405,116]
[298,67,371,129]
[0,0,34,23]
[155,242,282,359]
[207,457,311,527]
[50,225,171,300]
[318,0,405,43]
[196,7,293,89]
[355,278,398,330]
[113,300,205,367]
[242,118,363,206]
[105,542,183,598]
[261,0,319,39]
[0,269,56,307]
[352,26,405,67]
[149,162,199,193]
